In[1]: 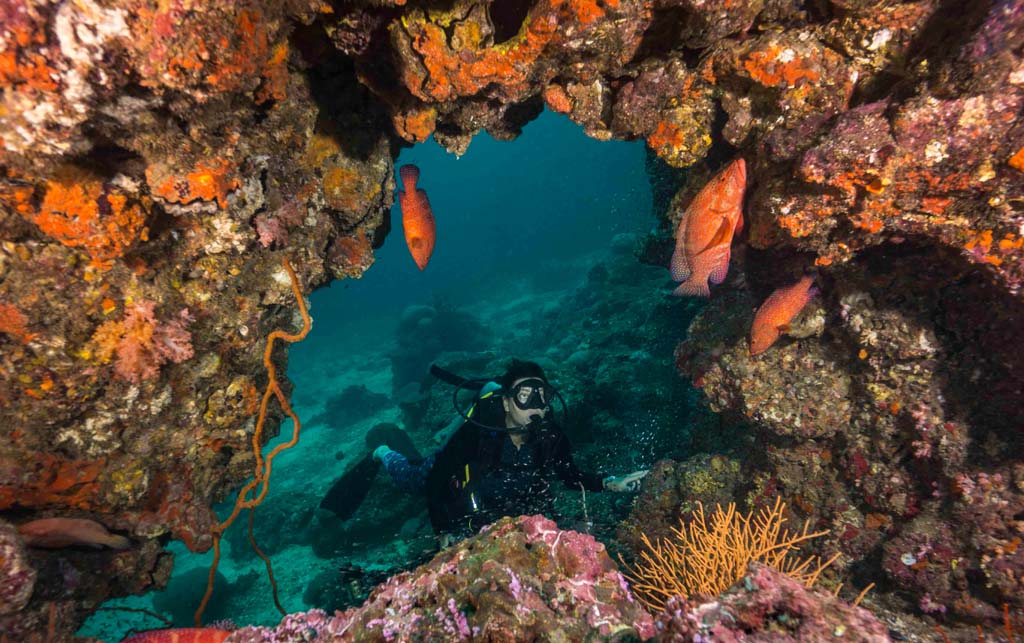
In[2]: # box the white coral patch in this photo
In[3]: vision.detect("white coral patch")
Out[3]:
[865,29,892,52]
[206,213,248,254]
[924,140,948,164]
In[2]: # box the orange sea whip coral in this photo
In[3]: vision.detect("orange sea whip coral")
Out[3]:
[622,497,838,612]
[195,256,311,626]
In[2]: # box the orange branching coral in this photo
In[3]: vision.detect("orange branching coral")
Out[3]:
[622,498,838,611]
[17,167,149,269]
[195,257,311,626]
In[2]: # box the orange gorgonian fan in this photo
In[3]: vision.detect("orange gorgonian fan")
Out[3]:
[622,497,839,612]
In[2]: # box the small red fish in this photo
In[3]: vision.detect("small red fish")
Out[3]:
[17,517,131,549]
[750,275,819,356]
[398,164,436,270]
[120,628,231,643]
[670,158,746,297]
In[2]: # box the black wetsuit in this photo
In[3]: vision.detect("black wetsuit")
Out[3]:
[425,418,605,538]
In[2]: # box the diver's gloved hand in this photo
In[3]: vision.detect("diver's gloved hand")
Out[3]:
[372,445,393,463]
[602,470,649,492]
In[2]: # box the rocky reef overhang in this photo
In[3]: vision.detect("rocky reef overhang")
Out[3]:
[1,0,1022,638]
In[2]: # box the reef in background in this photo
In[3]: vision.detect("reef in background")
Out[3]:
[1,0,1022,638]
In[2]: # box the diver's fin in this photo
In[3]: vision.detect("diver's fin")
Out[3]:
[365,423,422,461]
[319,452,381,521]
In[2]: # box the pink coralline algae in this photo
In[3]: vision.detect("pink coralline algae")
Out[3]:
[226,515,655,642]
[655,563,891,642]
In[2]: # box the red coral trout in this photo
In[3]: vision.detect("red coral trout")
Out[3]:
[120,629,230,643]
[750,275,819,356]
[398,164,436,271]
[670,158,746,297]
[17,517,131,549]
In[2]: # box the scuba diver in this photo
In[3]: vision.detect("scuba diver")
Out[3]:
[320,359,648,541]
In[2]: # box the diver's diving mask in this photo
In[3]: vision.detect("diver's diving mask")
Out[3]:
[510,378,553,411]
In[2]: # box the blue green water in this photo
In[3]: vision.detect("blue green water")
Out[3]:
[79,109,673,640]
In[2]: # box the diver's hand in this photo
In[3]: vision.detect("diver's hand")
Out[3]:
[602,470,649,492]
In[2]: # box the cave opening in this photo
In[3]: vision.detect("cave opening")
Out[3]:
[78,108,718,637]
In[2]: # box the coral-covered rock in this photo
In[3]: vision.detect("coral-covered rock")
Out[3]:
[654,563,891,642]
[618,455,743,554]
[675,290,845,441]
[376,0,652,151]
[675,241,1024,623]
[611,59,715,168]
[227,515,655,642]
[713,31,854,148]
[0,520,34,615]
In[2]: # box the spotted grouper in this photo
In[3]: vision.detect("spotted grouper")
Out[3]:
[750,275,819,356]
[398,164,436,270]
[670,158,746,297]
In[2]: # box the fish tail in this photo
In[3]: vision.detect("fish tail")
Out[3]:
[399,164,420,189]
[671,276,711,298]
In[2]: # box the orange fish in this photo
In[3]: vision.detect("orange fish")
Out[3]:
[17,517,131,549]
[398,164,436,270]
[749,275,819,356]
[670,158,746,297]
[120,628,231,643]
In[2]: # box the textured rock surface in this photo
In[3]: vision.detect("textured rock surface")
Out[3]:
[0,521,35,616]
[654,563,891,642]
[226,514,655,642]
[218,557,891,642]
[2,0,1023,636]
[667,245,1024,622]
